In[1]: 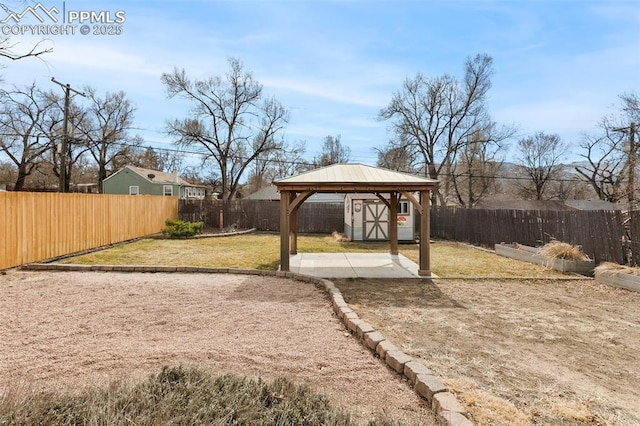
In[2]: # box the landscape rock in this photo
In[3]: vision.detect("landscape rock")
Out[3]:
[385,350,413,373]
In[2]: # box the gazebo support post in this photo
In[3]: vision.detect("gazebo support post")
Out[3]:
[389,192,399,255]
[280,190,290,271]
[289,192,298,255]
[418,190,431,276]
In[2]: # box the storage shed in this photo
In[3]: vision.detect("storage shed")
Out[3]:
[345,193,416,241]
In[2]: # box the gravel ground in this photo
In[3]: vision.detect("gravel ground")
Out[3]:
[0,270,436,425]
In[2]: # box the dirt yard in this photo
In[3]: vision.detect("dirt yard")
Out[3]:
[335,277,640,426]
[0,270,436,425]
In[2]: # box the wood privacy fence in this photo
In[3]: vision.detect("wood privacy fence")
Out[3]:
[430,207,628,265]
[180,200,631,265]
[179,199,344,234]
[5,193,631,270]
[1,192,177,270]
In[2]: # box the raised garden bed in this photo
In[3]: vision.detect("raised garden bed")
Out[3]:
[495,243,595,275]
[594,269,640,293]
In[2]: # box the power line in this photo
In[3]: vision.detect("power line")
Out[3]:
[0,130,630,186]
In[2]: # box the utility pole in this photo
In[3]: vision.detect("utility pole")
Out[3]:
[629,122,637,210]
[615,122,638,210]
[51,77,85,193]
[615,122,638,264]
[630,122,637,265]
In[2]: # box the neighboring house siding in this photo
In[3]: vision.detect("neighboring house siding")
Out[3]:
[103,166,207,199]
[104,169,160,195]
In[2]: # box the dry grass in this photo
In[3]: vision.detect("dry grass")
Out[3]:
[335,278,640,425]
[538,241,590,261]
[425,242,566,278]
[0,365,400,426]
[60,233,565,278]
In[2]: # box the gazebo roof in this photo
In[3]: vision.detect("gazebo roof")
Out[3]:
[274,163,437,192]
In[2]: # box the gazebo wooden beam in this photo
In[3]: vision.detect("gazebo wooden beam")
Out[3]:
[374,192,391,209]
[279,190,290,271]
[418,190,431,276]
[400,191,422,215]
[289,192,298,255]
[279,185,434,193]
[287,191,314,215]
[389,192,398,255]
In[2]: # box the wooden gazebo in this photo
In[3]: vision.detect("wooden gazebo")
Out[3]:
[274,164,438,276]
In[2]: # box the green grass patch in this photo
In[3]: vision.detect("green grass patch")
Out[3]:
[60,232,564,278]
[0,365,400,425]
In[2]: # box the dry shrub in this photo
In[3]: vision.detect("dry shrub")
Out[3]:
[539,241,590,261]
[0,365,400,426]
[332,231,350,242]
[594,262,640,277]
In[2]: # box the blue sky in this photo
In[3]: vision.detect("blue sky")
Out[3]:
[1,0,639,168]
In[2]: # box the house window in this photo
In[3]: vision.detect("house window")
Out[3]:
[163,185,173,196]
[129,185,139,195]
[398,201,410,215]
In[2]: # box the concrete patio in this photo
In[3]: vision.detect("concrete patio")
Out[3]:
[288,252,428,278]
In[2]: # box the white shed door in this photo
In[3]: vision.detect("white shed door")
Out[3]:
[363,201,389,240]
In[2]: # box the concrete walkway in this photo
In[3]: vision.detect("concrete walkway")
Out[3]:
[289,252,425,278]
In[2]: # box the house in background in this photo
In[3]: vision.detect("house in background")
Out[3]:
[245,184,344,204]
[103,165,208,199]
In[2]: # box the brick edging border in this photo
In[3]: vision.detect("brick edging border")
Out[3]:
[20,263,474,426]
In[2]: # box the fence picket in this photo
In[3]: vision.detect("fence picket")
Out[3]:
[1,192,177,270]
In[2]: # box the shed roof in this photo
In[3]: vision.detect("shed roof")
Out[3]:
[275,164,437,192]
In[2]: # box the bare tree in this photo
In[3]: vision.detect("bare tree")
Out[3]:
[548,168,592,202]
[378,54,506,205]
[0,159,16,186]
[76,87,136,192]
[374,140,417,172]
[126,145,183,172]
[576,91,640,203]
[515,132,568,200]
[0,37,51,62]
[313,135,350,167]
[450,127,506,207]
[245,140,306,194]
[619,91,640,122]
[575,131,626,202]
[0,83,58,190]
[162,58,289,200]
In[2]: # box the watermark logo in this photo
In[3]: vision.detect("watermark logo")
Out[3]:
[0,2,125,36]
[1,3,59,23]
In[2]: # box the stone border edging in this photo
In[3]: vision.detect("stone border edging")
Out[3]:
[20,263,474,426]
